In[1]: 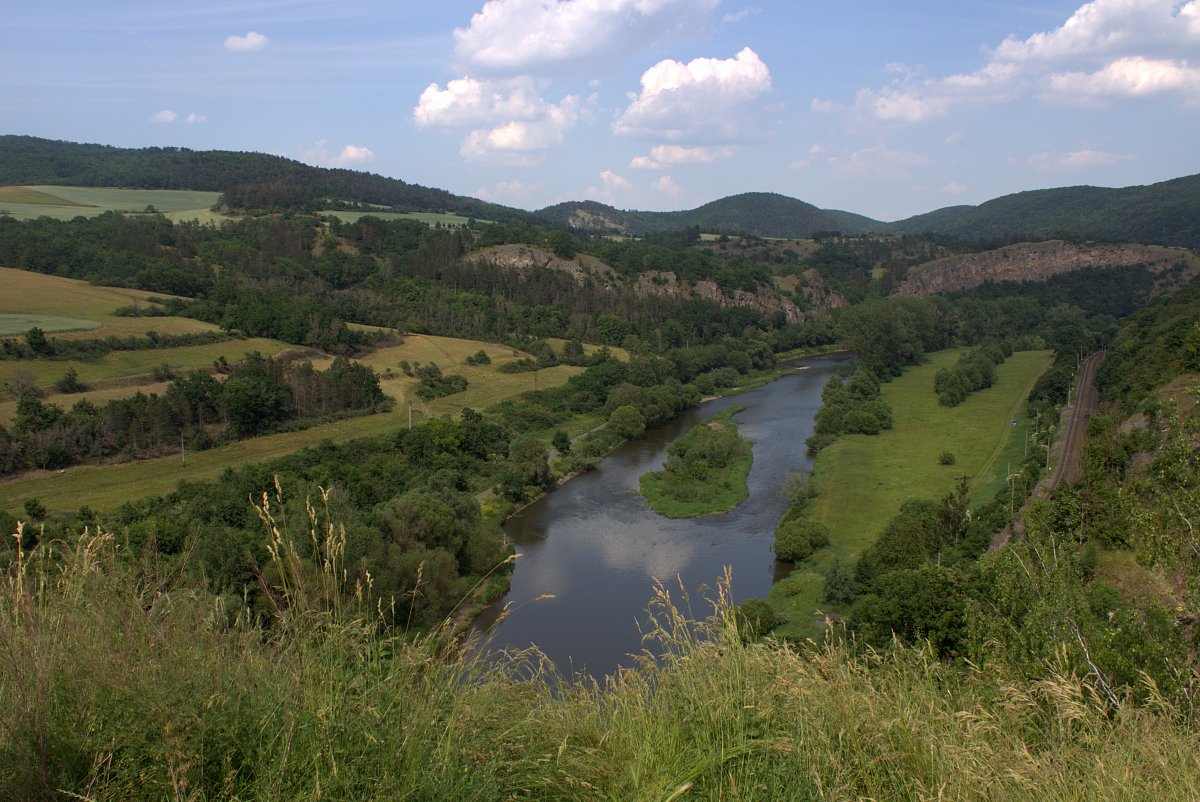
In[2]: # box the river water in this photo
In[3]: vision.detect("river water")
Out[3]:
[472,355,848,678]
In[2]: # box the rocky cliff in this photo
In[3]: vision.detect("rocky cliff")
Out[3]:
[895,241,1197,296]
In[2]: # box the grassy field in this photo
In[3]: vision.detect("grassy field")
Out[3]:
[0,185,222,221]
[639,406,752,518]
[0,186,90,206]
[321,210,482,226]
[0,266,221,339]
[0,333,590,514]
[770,348,1054,637]
[0,314,100,335]
[0,337,295,395]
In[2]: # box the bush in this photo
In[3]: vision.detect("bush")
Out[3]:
[938,451,957,465]
[464,349,491,366]
[23,497,47,520]
[842,409,881,435]
[608,404,646,439]
[774,518,830,562]
[54,367,87,394]
[736,598,785,640]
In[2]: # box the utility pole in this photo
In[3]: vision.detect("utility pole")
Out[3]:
[407,400,412,430]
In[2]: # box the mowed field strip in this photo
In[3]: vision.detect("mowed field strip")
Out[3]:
[770,348,1054,637]
[0,186,224,222]
[0,266,221,339]
[0,333,600,514]
[0,186,483,228]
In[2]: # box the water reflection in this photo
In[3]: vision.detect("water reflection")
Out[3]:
[474,355,848,678]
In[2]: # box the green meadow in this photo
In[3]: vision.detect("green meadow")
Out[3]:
[770,348,1054,637]
[0,265,220,339]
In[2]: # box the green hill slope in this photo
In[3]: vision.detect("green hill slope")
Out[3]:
[0,135,528,221]
[887,174,1200,247]
[538,192,879,238]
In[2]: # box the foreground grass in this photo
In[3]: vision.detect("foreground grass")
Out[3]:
[3,530,1199,801]
[771,349,1053,637]
[639,406,752,518]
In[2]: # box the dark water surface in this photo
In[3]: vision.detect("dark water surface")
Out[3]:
[472,355,848,678]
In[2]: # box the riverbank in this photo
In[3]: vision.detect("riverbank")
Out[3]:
[769,348,1054,639]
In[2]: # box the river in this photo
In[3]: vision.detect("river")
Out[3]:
[472,354,848,678]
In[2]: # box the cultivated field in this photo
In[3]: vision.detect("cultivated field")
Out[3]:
[0,333,591,513]
[0,186,223,222]
[770,348,1054,636]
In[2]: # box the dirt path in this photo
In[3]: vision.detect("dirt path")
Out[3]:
[991,350,1104,550]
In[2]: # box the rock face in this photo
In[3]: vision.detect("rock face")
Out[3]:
[633,271,811,324]
[464,244,616,286]
[895,241,1196,296]
[466,245,827,324]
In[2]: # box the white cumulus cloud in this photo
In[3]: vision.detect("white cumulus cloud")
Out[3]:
[1045,55,1200,104]
[453,0,719,72]
[614,47,772,143]
[225,31,269,51]
[653,175,683,197]
[332,145,375,166]
[630,144,735,169]
[182,113,207,124]
[414,76,583,162]
[303,141,377,169]
[149,109,177,124]
[849,0,1200,122]
[1026,148,1131,170]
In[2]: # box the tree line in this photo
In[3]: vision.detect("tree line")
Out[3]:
[0,354,384,474]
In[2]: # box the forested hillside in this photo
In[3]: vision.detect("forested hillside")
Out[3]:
[5,136,1199,247]
[538,192,878,238]
[0,136,527,219]
[886,173,1200,248]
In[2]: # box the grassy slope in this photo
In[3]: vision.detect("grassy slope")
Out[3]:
[639,407,752,518]
[5,536,1198,801]
[0,334,587,514]
[771,348,1054,637]
[0,185,222,221]
[0,337,294,390]
[0,266,220,339]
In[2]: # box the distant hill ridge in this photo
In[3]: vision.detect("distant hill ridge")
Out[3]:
[0,135,528,223]
[2,135,1198,246]
[538,193,879,238]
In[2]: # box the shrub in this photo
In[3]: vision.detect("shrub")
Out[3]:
[608,404,646,439]
[938,451,957,465]
[736,598,785,640]
[842,409,881,435]
[464,349,491,366]
[774,518,830,562]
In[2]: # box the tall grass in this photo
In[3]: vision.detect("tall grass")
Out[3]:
[3,500,1200,800]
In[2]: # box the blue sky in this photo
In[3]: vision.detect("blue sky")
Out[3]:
[2,0,1198,220]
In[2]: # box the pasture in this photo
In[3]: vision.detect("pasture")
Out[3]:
[0,315,100,335]
[769,348,1054,637]
[0,266,221,339]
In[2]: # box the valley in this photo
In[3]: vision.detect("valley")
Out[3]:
[2,134,1200,800]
